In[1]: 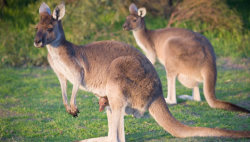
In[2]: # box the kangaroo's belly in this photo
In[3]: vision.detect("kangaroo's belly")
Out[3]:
[50,57,107,97]
[177,74,203,88]
[80,85,106,97]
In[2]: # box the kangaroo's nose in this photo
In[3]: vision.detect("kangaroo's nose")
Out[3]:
[34,37,43,48]
[123,23,127,30]
[35,38,42,44]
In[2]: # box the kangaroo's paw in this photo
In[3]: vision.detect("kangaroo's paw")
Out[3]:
[165,98,177,105]
[77,136,108,142]
[178,95,193,100]
[65,105,72,113]
[69,105,80,117]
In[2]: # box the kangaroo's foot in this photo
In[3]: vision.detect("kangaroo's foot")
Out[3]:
[78,136,108,142]
[65,104,80,117]
[165,98,177,105]
[70,105,80,117]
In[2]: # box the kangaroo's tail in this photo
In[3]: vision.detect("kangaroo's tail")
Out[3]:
[202,66,250,113]
[148,95,250,138]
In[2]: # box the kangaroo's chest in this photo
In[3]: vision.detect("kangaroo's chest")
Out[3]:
[54,57,75,83]
[47,49,76,84]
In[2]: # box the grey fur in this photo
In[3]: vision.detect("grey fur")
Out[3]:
[39,2,51,15]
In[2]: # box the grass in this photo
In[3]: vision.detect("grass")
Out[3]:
[0,58,249,142]
[0,0,249,141]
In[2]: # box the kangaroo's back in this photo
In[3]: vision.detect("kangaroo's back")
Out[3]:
[151,28,216,75]
[74,40,152,90]
[77,41,144,69]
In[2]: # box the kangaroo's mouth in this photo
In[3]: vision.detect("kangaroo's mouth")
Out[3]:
[34,42,45,48]
[123,26,132,31]
[123,23,131,31]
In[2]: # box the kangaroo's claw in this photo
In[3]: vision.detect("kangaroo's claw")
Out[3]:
[69,106,80,117]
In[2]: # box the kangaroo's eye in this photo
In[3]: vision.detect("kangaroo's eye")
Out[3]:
[133,19,137,22]
[47,28,53,32]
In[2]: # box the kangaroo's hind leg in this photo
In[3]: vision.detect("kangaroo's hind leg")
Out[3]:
[192,85,201,101]
[106,82,126,142]
[165,73,177,104]
[105,55,151,142]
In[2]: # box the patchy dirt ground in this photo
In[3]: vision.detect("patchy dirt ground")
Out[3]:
[0,109,19,118]
[217,57,250,70]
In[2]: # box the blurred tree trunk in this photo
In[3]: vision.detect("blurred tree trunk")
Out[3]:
[0,0,7,8]
[164,0,173,18]
[0,0,7,15]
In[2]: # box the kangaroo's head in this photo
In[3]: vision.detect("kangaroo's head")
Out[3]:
[123,3,147,31]
[34,2,65,48]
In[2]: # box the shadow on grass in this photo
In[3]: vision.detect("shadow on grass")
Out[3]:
[126,130,169,142]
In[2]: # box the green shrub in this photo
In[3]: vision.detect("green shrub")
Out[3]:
[0,0,249,67]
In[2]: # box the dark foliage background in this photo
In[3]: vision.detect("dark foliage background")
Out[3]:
[0,0,249,67]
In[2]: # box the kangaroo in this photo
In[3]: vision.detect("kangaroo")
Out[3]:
[34,3,250,142]
[99,96,109,112]
[123,3,250,113]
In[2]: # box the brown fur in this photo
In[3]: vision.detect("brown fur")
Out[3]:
[34,3,250,142]
[123,3,250,113]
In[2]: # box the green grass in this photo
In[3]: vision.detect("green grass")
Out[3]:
[0,58,249,142]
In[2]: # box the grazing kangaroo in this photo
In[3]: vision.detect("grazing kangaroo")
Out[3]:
[123,3,250,113]
[34,2,250,142]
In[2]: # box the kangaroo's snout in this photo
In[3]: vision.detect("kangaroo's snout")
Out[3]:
[34,38,42,44]
[34,33,45,48]
[34,38,43,48]
[123,23,129,31]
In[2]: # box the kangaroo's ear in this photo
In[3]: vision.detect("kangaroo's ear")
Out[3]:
[39,2,51,15]
[129,3,138,14]
[138,8,146,17]
[53,3,65,20]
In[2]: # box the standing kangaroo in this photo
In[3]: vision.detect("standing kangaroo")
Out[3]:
[34,3,250,142]
[123,3,250,112]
